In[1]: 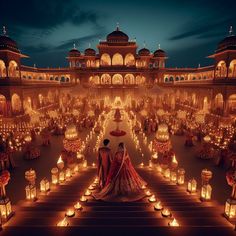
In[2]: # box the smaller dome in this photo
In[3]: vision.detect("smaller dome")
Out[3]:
[154,49,166,58]
[138,48,150,56]
[216,35,236,53]
[68,48,81,57]
[0,34,19,53]
[84,48,96,56]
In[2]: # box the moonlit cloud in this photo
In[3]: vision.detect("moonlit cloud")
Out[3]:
[1,0,235,68]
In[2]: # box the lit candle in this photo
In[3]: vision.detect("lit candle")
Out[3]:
[74,202,83,210]
[57,217,69,227]
[148,194,156,202]
[145,190,151,196]
[84,189,91,196]
[168,218,179,227]
[161,208,171,217]
[154,201,163,210]
[80,196,88,202]
[65,209,75,217]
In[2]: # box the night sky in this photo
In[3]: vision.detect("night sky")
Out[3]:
[1,0,236,68]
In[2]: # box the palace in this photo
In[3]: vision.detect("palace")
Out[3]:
[0,25,236,118]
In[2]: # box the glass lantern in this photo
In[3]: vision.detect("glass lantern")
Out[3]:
[25,184,37,200]
[51,168,59,185]
[201,184,212,201]
[164,168,170,179]
[170,170,177,183]
[59,171,65,183]
[0,197,13,221]
[40,178,50,192]
[187,178,197,194]
[177,168,185,185]
[225,198,236,219]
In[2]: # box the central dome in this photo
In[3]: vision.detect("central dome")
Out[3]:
[107,27,129,43]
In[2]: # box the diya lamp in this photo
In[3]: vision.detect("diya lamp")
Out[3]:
[148,195,156,202]
[161,208,171,217]
[74,202,83,211]
[168,218,180,227]
[154,201,163,210]
[65,209,75,217]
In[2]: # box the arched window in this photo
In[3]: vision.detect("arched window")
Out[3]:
[0,95,7,116]
[228,94,236,114]
[101,74,111,84]
[124,54,135,66]
[229,59,236,78]
[8,60,19,77]
[0,60,6,78]
[165,77,169,82]
[61,77,66,82]
[112,53,123,66]
[169,76,174,82]
[100,53,111,66]
[124,74,135,84]
[216,60,227,78]
[175,77,179,81]
[11,93,22,113]
[112,74,123,84]
[136,75,146,84]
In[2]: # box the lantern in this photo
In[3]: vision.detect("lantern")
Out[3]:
[57,156,64,170]
[51,167,59,184]
[200,169,212,201]
[148,160,153,169]
[74,164,79,173]
[25,184,37,200]
[187,178,197,194]
[177,168,185,185]
[170,170,177,183]
[156,163,162,173]
[25,169,37,200]
[59,171,65,183]
[83,160,87,168]
[0,197,12,222]
[65,168,71,180]
[201,184,212,201]
[0,170,13,221]
[164,168,170,179]
[40,178,50,192]
[225,183,236,219]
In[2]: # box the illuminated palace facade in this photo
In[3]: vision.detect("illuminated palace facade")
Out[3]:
[0,26,236,118]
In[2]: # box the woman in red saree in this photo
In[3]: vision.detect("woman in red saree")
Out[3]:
[94,142,147,202]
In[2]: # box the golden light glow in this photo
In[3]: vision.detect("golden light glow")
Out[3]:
[57,217,69,227]
[154,201,163,210]
[168,218,179,227]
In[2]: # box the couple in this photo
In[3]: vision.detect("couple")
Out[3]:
[94,139,146,202]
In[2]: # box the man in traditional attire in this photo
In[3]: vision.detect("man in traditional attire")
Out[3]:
[97,139,112,189]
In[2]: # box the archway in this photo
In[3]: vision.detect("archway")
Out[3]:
[11,93,22,114]
[124,53,135,66]
[214,93,224,114]
[124,74,135,84]
[216,60,227,78]
[228,94,236,114]
[229,59,236,78]
[203,96,209,111]
[100,53,111,66]
[112,74,123,84]
[112,53,123,66]
[23,97,32,112]
[8,60,19,77]
[136,75,146,84]
[101,74,111,84]
[0,60,6,78]
[0,95,6,116]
